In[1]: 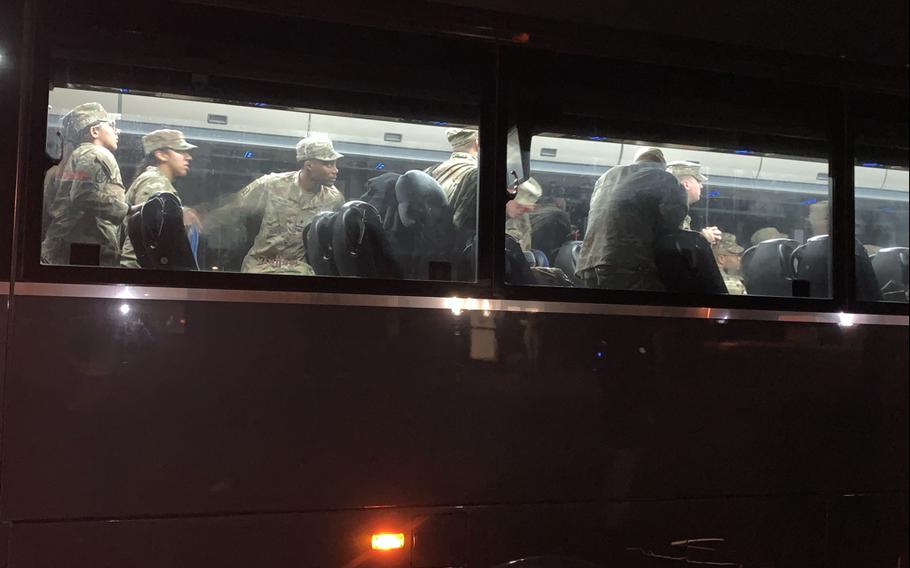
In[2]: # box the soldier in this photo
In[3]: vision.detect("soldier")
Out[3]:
[41,102,136,266]
[236,136,345,275]
[505,177,542,252]
[666,160,722,245]
[576,150,688,290]
[426,128,479,201]
[712,232,747,294]
[120,129,199,268]
[750,226,789,246]
[808,200,829,236]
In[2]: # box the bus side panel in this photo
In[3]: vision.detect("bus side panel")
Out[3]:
[1,296,907,520]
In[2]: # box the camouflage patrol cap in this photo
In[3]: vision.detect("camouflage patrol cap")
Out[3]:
[296,137,343,161]
[446,128,478,149]
[514,177,543,206]
[750,227,789,245]
[62,102,113,132]
[142,129,198,155]
[713,232,744,255]
[666,160,708,183]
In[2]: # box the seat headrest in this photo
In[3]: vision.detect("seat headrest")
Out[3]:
[394,170,447,227]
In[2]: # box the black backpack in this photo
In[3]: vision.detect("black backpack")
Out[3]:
[654,229,726,294]
[127,192,198,270]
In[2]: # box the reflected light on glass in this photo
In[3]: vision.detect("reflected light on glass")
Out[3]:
[445,297,465,316]
[119,303,131,316]
[838,312,855,327]
[371,533,405,551]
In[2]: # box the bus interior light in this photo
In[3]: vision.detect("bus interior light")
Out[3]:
[371,533,406,551]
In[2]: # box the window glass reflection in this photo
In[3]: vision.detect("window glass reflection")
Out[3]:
[510,134,834,297]
[854,163,909,302]
[42,86,479,282]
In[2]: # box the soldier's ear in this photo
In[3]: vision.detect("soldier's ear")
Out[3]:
[88,124,102,140]
[153,149,169,163]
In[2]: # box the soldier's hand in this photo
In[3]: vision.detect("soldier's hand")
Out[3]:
[701,226,722,245]
[182,207,204,232]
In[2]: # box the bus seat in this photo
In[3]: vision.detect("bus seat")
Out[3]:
[304,210,339,276]
[871,246,908,302]
[741,238,800,297]
[790,236,882,300]
[553,240,584,287]
[127,192,198,270]
[331,200,400,278]
[391,170,456,279]
[654,229,727,294]
[524,249,550,268]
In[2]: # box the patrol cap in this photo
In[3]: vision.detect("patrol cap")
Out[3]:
[446,128,478,149]
[713,232,744,255]
[62,102,114,133]
[142,129,198,155]
[666,160,708,183]
[633,146,666,164]
[750,227,789,245]
[514,177,542,206]
[296,137,343,161]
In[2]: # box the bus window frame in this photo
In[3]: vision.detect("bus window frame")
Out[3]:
[15,7,500,300]
[492,48,908,317]
[12,3,908,318]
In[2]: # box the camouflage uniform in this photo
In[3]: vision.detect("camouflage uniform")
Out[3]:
[713,232,747,295]
[237,172,343,275]
[505,178,542,252]
[577,164,644,274]
[666,161,708,233]
[427,151,477,201]
[576,161,688,290]
[120,130,198,268]
[41,143,128,266]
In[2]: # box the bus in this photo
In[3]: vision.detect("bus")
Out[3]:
[0,0,906,566]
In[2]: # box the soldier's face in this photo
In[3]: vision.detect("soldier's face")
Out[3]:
[682,176,702,205]
[718,253,742,274]
[163,149,192,177]
[92,121,119,151]
[307,160,338,185]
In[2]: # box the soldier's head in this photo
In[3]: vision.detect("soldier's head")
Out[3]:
[807,200,829,236]
[141,129,197,180]
[63,102,120,151]
[296,137,343,187]
[750,226,789,246]
[713,232,744,274]
[446,128,479,156]
[633,146,666,165]
[506,177,542,219]
[667,160,708,205]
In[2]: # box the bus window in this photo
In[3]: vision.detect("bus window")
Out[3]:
[855,163,909,303]
[508,133,832,298]
[42,86,479,282]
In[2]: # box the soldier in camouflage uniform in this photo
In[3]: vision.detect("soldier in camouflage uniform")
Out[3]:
[505,177,542,251]
[666,160,722,244]
[712,232,747,294]
[120,129,199,268]
[750,226,788,246]
[426,128,478,201]
[236,137,345,275]
[41,102,136,266]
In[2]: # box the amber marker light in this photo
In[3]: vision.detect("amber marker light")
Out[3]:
[371,532,406,551]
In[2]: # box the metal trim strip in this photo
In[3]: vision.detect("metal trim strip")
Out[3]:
[7,282,908,326]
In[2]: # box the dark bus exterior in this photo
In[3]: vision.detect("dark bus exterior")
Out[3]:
[0,1,906,566]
